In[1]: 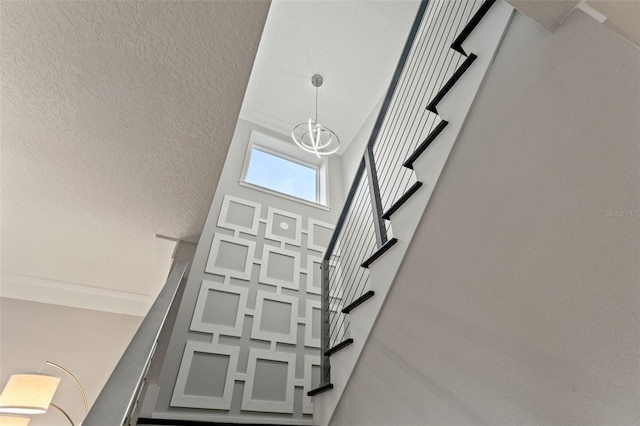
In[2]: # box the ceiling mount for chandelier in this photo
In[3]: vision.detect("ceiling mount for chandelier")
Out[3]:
[292,74,340,158]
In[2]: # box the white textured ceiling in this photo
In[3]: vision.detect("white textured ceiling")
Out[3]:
[1,1,269,301]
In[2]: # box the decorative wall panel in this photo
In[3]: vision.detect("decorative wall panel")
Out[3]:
[265,207,302,246]
[171,194,333,422]
[205,234,255,280]
[191,280,247,337]
[306,255,322,295]
[251,291,298,344]
[302,355,321,414]
[307,219,334,253]
[171,341,239,410]
[304,299,321,348]
[217,196,261,235]
[259,246,301,290]
[241,349,296,413]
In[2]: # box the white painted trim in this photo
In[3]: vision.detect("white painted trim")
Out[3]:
[171,341,239,410]
[265,207,303,247]
[303,355,321,414]
[306,218,335,253]
[250,291,299,345]
[190,280,248,337]
[577,1,607,23]
[238,180,331,211]
[305,255,322,295]
[205,234,256,280]
[0,271,152,317]
[242,348,296,413]
[304,299,321,348]
[240,129,331,207]
[258,246,301,291]
[151,411,316,426]
[241,349,296,413]
[217,195,262,235]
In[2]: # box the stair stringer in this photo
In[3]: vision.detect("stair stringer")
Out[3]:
[313,3,515,425]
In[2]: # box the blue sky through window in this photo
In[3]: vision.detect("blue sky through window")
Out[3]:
[245,148,317,202]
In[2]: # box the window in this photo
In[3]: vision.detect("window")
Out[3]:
[241,131,328,206]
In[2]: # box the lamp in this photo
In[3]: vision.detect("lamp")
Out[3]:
[0,375,59,415]
[292,74,340,157]
[0,362,88,426]
[0,416,30,425]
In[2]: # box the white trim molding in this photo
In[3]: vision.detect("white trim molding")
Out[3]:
[217,195,262,235]
[251,291,299,345]
[0,271,153,317]
[205,234,256,280]
[241,349,296,413]
[190,280,248,337]
[171,341,239,410]
[265,207,303,246]
[258,246,301,291]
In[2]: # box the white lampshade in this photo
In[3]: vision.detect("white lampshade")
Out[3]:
[0,416,30,425]
[0,374,60,414]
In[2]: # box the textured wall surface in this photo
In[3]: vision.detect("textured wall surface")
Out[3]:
[331,9,639,426]
[1,1,269,306]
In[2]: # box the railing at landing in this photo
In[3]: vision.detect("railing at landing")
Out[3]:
[83,261,188,426]
[313,0,493,394]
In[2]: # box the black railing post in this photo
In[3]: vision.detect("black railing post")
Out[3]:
[364,147,388,247]
[320,258,331,385]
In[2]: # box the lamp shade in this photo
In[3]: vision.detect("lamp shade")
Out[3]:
[0,416,30,425]
[0,374,60,414]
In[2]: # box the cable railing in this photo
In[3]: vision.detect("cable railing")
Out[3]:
[326,159,378,351]
[374,0,482,212]
[314,0,487,392]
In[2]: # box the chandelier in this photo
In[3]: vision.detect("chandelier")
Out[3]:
[292,74,340,157]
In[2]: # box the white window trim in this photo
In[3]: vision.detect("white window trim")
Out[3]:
[240,130,330,209]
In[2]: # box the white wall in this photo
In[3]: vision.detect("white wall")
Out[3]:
[330,9,639,426]
[0,298,142,426]
[339,99,383,191]
[151,119,344,424]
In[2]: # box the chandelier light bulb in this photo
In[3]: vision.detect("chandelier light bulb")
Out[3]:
[292,74,340,157]
[292,119,340,158]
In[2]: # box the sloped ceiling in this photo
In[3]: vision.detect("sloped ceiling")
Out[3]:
[1,1,270,308]
[241,0,421,150]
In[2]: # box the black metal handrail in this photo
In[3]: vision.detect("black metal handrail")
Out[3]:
[315,0,487,391]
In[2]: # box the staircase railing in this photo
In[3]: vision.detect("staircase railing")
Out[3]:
[83,261,188,426]
[309,0,494,396]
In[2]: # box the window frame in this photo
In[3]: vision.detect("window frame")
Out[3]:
[240,130,329,209]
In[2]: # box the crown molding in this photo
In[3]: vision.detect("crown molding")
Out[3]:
[1,271,152,317]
